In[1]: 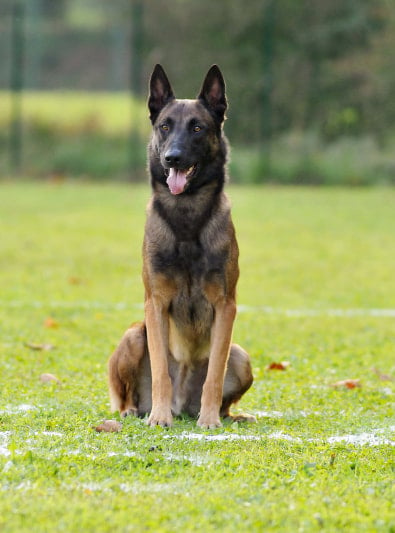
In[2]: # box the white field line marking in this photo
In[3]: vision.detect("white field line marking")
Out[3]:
[326,434,395,446]
[255,410,324,418]
[0,300,140,311]
[0,404,37,415]
[163,432,261,442]
[24,428,395,447]
[1,407,394,463]
[81,481,187,495]
[2,300,395,317]
[2,428,393,465]
[164,429,395,446]
[0,431,11,457]
[1,429,394,484]
[118,482,184,494]
[255,410,285,418]
[237,305,395,318]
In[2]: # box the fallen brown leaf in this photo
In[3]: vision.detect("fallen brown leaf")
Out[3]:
[40,373,61,384]
[44,317,59,329]
[68,276,84,285]
[25,342,55,351]
[94,420,122,433]
[330,379,361,389]
[266,361,290,371]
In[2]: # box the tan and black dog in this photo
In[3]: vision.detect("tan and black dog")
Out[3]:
[108,64,254,428]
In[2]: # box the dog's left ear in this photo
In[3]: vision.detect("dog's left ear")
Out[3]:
[197,65,227,123]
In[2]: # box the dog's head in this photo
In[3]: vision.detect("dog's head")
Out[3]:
[148,65,228,195]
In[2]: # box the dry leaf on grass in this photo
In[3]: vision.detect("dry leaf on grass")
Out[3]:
[94,420,122,433]
[330,379,361,389]
[44,317,60,329]
[25,342,55,351]
[40,373,61,384]
[266,361,290,371]
[68,276,84,285]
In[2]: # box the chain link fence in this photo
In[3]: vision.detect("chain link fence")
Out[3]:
[1,0,394,184]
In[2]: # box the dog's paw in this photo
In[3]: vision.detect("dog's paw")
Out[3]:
[147,407,173,427]
[197,413,222,429]
[120,407,138,418]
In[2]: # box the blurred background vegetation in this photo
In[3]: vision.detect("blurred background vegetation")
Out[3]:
[1,0,394,185]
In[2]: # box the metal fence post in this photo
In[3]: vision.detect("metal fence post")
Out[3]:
[10,0,25,174]
[261,0,275,178]
[129,0,144,180]
[130,0,143,96]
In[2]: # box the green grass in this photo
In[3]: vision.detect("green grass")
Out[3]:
[0,182,394,532]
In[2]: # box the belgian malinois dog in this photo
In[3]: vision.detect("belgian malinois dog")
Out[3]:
[108,64,254,428]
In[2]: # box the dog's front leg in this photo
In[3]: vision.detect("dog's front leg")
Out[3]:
[145,296,173,427]
[198,298,236,429]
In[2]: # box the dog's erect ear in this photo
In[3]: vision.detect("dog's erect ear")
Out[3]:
[148,65,175,124]
[197,65,227,123]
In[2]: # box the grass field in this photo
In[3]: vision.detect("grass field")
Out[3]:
[0,182,394,532]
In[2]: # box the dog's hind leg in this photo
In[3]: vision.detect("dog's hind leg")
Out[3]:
[108,322,147,418]
[220,344,256,422]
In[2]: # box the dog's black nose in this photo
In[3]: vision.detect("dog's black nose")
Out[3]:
[164,148,182,166]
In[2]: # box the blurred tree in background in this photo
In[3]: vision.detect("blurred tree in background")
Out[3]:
[0,0,394,183]
[143,0,390,143]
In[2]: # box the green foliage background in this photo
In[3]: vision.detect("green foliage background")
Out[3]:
[1,0,395,183]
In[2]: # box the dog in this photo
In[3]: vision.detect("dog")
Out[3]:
[108,64,254,428]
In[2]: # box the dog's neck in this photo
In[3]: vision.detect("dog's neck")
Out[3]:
[152,180,224,242]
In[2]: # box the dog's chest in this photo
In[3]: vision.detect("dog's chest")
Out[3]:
[157,238,225,339]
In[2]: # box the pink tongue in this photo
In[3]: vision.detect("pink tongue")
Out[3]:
[166,168,187,195]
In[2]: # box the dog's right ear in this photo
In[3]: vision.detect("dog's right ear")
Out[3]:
[148,65,175,124]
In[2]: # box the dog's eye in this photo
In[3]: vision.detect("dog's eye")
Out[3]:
[193,125,202,133]
[161,124,169,132]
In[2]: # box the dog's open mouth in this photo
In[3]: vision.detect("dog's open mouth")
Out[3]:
[165,165,196,195]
